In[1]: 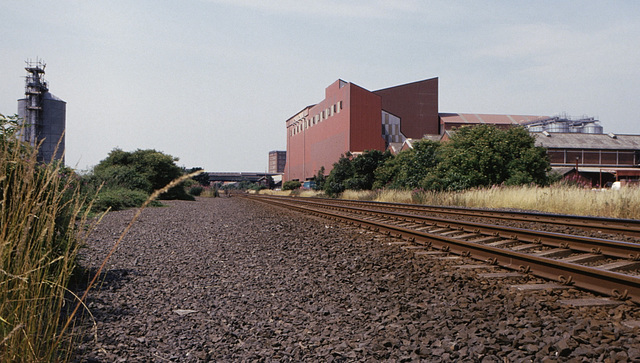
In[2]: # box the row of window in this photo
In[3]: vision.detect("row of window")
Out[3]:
[290,101,343,136]
[547,150,637,165]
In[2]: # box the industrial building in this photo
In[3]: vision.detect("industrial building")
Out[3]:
[532,131,640,186]
[17,59,66,163]
[283,77,640,185]
[268,150,286,173]
[285,78,438,181]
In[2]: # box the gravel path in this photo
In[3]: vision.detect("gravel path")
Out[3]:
[73,197,640,362]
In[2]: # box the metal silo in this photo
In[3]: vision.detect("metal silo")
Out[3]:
[547,122,569,133]
[569,124,583,133]
[583,122,603,134]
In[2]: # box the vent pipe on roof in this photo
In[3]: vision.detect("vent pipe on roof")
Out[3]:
[542,130,551,137]
[608,132,617,139]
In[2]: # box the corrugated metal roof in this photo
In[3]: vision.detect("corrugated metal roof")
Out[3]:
[532,132,640,150]
[440,113,549,125]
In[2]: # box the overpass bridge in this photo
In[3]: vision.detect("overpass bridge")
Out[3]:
[207,172,282,183]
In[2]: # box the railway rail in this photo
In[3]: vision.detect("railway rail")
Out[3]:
[284,196,640,237]
[244,194,640,304]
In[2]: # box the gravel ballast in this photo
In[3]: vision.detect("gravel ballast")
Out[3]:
[74,197,640,362]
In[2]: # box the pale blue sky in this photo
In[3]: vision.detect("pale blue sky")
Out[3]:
[1,1,639,172]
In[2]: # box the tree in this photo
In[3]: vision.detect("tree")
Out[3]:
[374,140,440,189]
[91,148,193,201]
[313,166,326,191]
[283,180,301,190]
[348,149,391,190]
[421,125,550,191]
[324,152,354,196]
[187,167,210,186]
[324,150,391,196]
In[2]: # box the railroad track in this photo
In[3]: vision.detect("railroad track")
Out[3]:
[244,194,640,304]
[282,196,640,238]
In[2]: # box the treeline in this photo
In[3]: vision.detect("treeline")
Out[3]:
[316,125,554,196]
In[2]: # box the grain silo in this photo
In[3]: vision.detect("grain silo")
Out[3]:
[17,59,66,163]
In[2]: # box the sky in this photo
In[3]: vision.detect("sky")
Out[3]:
[1,1,639,172]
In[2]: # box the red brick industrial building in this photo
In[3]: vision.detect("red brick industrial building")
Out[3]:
[285,78,439,181]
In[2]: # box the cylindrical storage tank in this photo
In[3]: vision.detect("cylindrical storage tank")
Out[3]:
[528,125,544,132]
[583,122,604,134]
[41,92,66,163]
[569,125,583,133]
[547,122,569,133]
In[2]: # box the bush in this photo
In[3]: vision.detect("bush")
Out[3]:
[84,148,196,211]
[93,187,152,212]
[324,150,391,197]
[189,185,204,196]
[283,180,301,190]
[374,141,439,189]
[314,166,326,190]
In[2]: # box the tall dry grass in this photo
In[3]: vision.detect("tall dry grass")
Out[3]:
[0,139,96,361]
[447,185,640,219]
[259,189,325,198]
[335,186,640,219]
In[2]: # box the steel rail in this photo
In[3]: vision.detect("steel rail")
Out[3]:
[245,195,640,304]
[281,196,640,237]
[255,195,640,260]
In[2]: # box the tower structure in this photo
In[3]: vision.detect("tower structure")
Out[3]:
[22,59,48,145]
[18,59,66,163]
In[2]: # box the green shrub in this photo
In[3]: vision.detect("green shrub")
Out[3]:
[84,148,197,210]
[283,180,301,190]
[93,187,151,212]
[189,185,204,196]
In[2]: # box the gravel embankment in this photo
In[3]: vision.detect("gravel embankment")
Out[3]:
[73,197,640,362]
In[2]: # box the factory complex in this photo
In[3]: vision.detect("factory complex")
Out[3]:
[8,60,640,188]
[282,77,640,187]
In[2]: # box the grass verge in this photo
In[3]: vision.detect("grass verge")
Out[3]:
[337,186,640,219]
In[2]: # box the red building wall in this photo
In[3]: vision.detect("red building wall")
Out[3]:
[285,80,385,181]
[374,78,439,137]
[349,84,385,152]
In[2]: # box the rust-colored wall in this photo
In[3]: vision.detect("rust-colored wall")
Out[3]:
[285,80,386,181]
[349,83,385,152]
[374,78,439,137]
[285,80,351,181]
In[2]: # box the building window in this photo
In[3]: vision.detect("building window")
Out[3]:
[619,152,635,165]
[601,152,617,165]
[567,151,583,164]
[583,151,600,164]
[547,150,565,164]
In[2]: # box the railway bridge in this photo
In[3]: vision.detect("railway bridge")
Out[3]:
[207,172,281,183]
